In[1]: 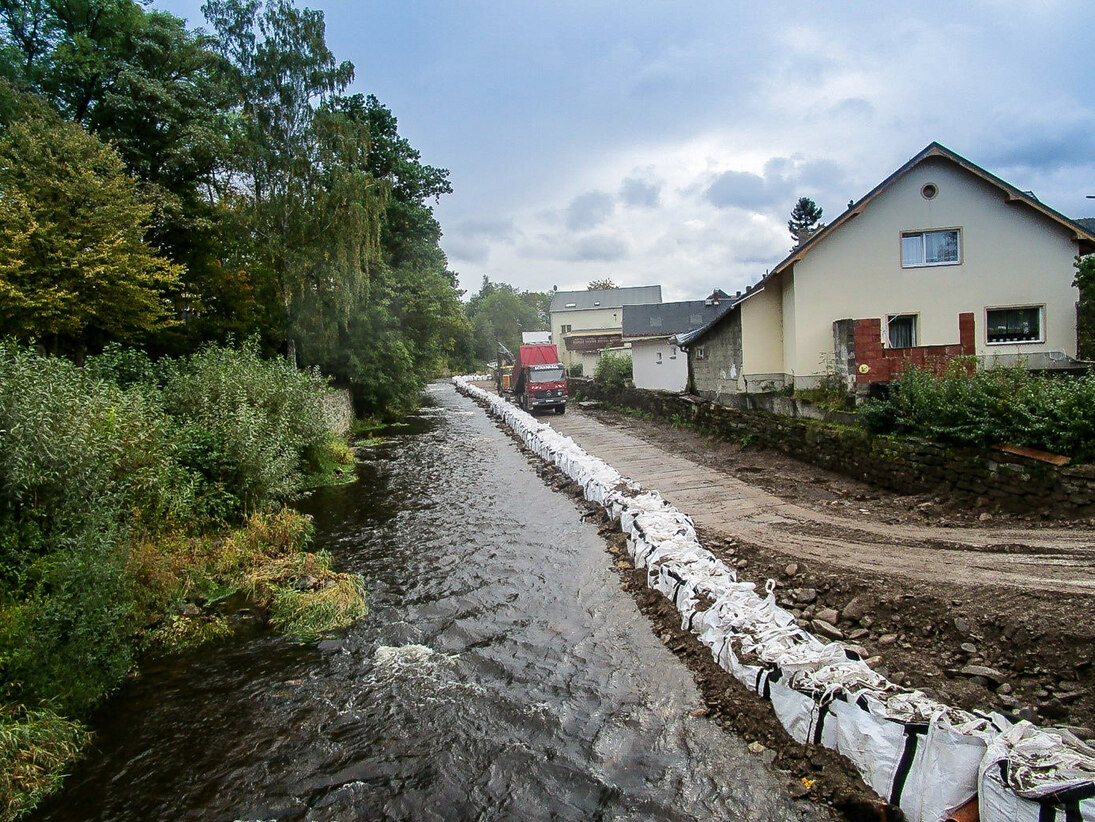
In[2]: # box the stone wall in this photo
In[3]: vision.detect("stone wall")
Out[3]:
[690,308,745,399]
[321,388,355,436]
[570,378,1095,518]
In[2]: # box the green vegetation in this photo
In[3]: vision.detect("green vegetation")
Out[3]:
[0,342,366,817]
[0,0,483,810]
[1,706,89,822]
[859,360,1095,461]
[594,354,633,389]
[463,277,551,364]
[0,0,471,415]
[568,362,584,378]
[1075,254,1095,360]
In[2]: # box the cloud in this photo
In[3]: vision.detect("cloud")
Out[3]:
[521,231,630,263]
[620,176,661,208]
[455,216,518,241]
[705,170,775,210]
[564,233,630,262]
[565,191,616,231]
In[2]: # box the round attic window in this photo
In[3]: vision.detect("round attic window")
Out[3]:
[921,183,938,200]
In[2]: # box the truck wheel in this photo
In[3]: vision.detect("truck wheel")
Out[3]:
[555,405,566,415]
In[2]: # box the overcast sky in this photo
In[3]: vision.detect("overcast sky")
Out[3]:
[155,0,1095,302]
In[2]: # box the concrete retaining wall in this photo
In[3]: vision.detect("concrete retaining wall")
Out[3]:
[321,389,355,436]
[571,379,1095,518]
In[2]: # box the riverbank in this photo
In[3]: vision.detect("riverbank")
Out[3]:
[459,378,1095,820]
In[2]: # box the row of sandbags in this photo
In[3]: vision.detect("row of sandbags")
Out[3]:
[452,377,1095,822]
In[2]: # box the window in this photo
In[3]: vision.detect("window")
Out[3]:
[655,351,663,364]
[695,346,706,360]
[561,324,572,333]
[887,314,917,348]
[669,346,677,360]
[901,229,960,267]
[987,306,1043,344]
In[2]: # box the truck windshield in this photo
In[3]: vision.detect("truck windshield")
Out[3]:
[529,365,565,382]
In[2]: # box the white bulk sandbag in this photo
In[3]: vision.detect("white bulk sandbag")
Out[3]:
[980,722,1095,822]
[897,710,1000,822]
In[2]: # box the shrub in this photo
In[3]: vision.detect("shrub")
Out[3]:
[163,340,333,520]
[594,354,632,388]
[860,362,1095,461]
[568,362,583,377]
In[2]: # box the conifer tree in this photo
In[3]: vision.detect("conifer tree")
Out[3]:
[787,196,824,248]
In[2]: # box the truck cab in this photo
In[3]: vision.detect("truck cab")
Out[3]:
[519,362,567,414]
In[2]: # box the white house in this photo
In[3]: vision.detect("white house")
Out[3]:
[622,291,733,391]
[549,285,662,374]
[677,142,1095,398]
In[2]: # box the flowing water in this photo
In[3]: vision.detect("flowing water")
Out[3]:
[34,384,828,822]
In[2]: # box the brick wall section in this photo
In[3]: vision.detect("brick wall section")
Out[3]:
[854,312,976,384]
[571,379,1095,518]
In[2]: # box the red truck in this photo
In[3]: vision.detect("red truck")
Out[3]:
[511,343,567,414]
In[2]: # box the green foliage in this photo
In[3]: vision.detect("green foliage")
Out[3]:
[162,339,332,519]
[568,362,584,377]
[1075,254,1095,360]
[788,196,823,247]
[594,354,633,388]
[0,341,347,711]
[0,96,182,353]
[0,526,136,715]
[0,705,89,822]
[859,361,1095,461]
[794,362,851,411]
[464,277,548,364]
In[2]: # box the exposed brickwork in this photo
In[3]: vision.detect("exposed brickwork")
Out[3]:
[572,378,1095,518]
[854,312,976,384]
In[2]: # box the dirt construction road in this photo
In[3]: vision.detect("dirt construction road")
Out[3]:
[546,406,1095,594]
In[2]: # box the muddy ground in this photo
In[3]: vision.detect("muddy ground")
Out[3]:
[474,391,1095,820]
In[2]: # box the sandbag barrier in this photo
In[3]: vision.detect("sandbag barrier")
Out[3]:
[452,376,1095,822]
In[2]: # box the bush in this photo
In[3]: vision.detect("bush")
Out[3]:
[568,362,583,377]
[0,340,364,814]
[859,362,1095,461]
[163,339,333,520]
[594,354,632,388]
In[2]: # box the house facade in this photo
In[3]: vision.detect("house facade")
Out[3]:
[622,291,732,392]
[549,285,662,374]
[678,143,1095,397]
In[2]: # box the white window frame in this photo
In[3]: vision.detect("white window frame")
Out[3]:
[886,313,919,348]
[695,345,706,361]
[655,351,663,364]
[669,346,677,360]
[901,228,961,268]
[986,305,1044,345]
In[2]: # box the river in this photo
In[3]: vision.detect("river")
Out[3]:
[33,383,828,822]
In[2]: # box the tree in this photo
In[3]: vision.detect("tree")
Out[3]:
[788,196,824,248]
[202,0,362,361]
[587,278,616,290]
[464,277,547,363]
[1075,254,1095,359]
[0,95,182,355]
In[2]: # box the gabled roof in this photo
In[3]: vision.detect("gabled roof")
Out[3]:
[1077,217,1095,235]
[622,292,733,339]
[549,285,662,313]
[752,142,1095,295]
